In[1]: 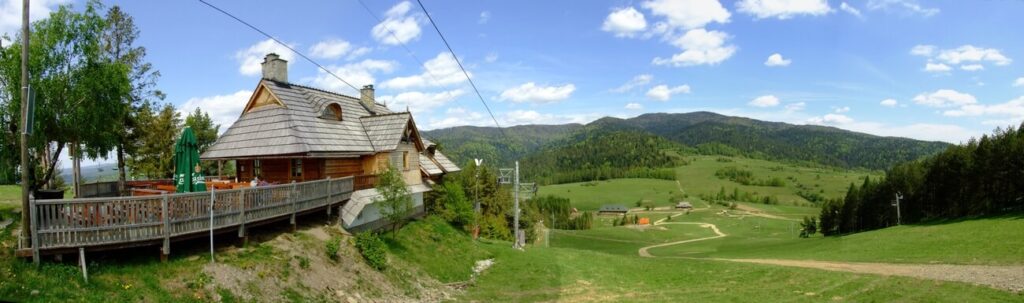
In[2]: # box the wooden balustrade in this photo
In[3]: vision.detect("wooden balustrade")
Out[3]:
[27,177,354,254]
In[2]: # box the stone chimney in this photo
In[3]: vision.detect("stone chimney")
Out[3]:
[261,53,288,82]
[360,85,376,114]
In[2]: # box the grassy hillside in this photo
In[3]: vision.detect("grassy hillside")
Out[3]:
[538,179,681,211]
[460,241,1018,302]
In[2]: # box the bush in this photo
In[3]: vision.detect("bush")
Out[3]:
[325,236,341,260]
[355,232,388,270]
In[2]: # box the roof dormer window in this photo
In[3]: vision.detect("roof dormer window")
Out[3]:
[321,103,342,121]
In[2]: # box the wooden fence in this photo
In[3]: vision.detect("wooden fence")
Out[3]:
[24,177,354,261]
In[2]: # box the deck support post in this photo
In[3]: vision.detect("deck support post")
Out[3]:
[161,194,170,262]
[238,188,247,242]
[326,177,332,220]
[209,188,216,264]
[29,195,39,266]
[289,181,297,232]
[78,247,88,283]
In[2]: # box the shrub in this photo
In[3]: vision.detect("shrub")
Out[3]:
[355,232,388,270]
[325,236,341,260]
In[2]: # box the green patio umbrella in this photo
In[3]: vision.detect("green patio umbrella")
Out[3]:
[174,127,207,193]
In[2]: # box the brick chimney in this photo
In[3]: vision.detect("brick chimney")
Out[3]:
[360,85,376,115]
[261,53,288,82]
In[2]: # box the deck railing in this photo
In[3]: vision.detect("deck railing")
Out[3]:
[26,176,354,258]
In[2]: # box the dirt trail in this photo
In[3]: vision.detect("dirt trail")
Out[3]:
[708,258,1024,293]
[732,204,800,221]
[634,211,1024,293]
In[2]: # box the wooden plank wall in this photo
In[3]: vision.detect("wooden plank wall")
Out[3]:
[302,159,321,181]
[260,159,289,183]
[325,158,363,178]
[237,160,254,180]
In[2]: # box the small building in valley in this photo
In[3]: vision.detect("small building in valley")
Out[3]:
[201,53,460,232]
[675,202,693,209]
[597,204,630,215]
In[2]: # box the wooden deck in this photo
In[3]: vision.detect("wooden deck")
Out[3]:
[18,177,354,262]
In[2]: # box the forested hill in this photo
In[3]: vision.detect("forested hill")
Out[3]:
[520,129,681,185]
[423,111,950,170]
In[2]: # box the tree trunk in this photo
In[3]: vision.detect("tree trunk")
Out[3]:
[35,142,64,190]
[72,142,81,198]
[117,144,127,195]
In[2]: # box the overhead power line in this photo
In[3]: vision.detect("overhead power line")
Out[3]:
[197,0,360,92]
[414,0,506,135]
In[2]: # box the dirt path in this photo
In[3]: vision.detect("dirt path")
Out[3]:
[732,204,800,222]
[637,218,727,258]
[707,258,1024,293]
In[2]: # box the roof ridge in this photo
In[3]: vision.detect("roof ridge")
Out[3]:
[263,79,385,106]
[359,111,411,119]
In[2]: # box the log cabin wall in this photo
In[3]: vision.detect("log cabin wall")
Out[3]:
[237,159,254,180]
[302,158,322,181]
[325,158,364,178]
[259,159,290,183]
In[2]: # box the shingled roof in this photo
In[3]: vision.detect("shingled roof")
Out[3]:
[202,80,404,159]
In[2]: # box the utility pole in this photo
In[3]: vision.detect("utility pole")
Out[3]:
[19,0,32,241]
[473,159,482,239]
[893,192,903,225]
[513,161,520,249]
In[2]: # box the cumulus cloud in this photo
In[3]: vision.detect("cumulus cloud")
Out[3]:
[912,89,977,108]
[347,47,372,61]
[646,84,691,101]
[371,1,422,45]
[923,62,951,73]
[178,90,253,133]
[308,39,351,60]
[880,98,898,107]
[839,2,862,18]
[764,53,791,67]
[807,113,854,125]
[784,102,806,112]
[642,0,730,30]
[834,106,850,113]
[749,95,780,107]
[235,39,296,77]
[377,89,465,114]
[652,28,737,67]
[625,103,644,110]
[602,7,647,38]
[611,74,654,93]
[1015,77,1024,87]
[478,11,491,24]
[942,96,1024,120]
[484,52,499,63]
[736,0,831,20]
[0,0,69,40]
[380,52,466,89]
[866,0,939,17]
[498,82,576,103]
[306,59,397,93]
[913,45,1011,73]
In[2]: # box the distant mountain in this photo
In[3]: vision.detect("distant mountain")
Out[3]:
[59,163,121,184]
[423,111,951,171]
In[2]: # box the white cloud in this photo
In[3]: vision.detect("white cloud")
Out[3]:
[346,47,372,61]
[764,53,791,67]
[380,52,466,89]
[611,74,654,93]
[866,0,939,17]
[784,102,806,112]
[178,90,253,133]
[923,62,951,73]
[235,39,296,77]
[0,0,69,40]
[478,11,491,24]
[641,0,730,30]
[484,52,499,63]
[371,1,422,45]
[960,64,984,71]
[936,45,1012,66]
[498,82,576,103]
[602,7,647,38]
[880,98,898,107]
[377,89,465,114]
[749,95,780,107]
[308,39,351,60]
[912,89,977,108]
[846,122,975,143]
[942,96,1024,120]
[1014,77,1024,87]
[839,2,863,18]
[307,59,397,93]
[834,106,850,113]
[910,45,935,57]
[646,84,691,101]
[807,113,853,125]
[736,0,831,20]
[653,28,737,67]
[502,110,603,126]
[625,103,644,110]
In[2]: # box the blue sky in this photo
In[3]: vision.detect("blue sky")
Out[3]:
[3,0,1024,167]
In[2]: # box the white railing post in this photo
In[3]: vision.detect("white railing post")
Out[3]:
[209,187,215,264]
[238,187,246,239]
[29,194,39,266]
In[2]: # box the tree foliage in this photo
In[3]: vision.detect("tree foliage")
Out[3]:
[375,164,412,234]
[820,124,1024,236]
[126,102,180,179]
